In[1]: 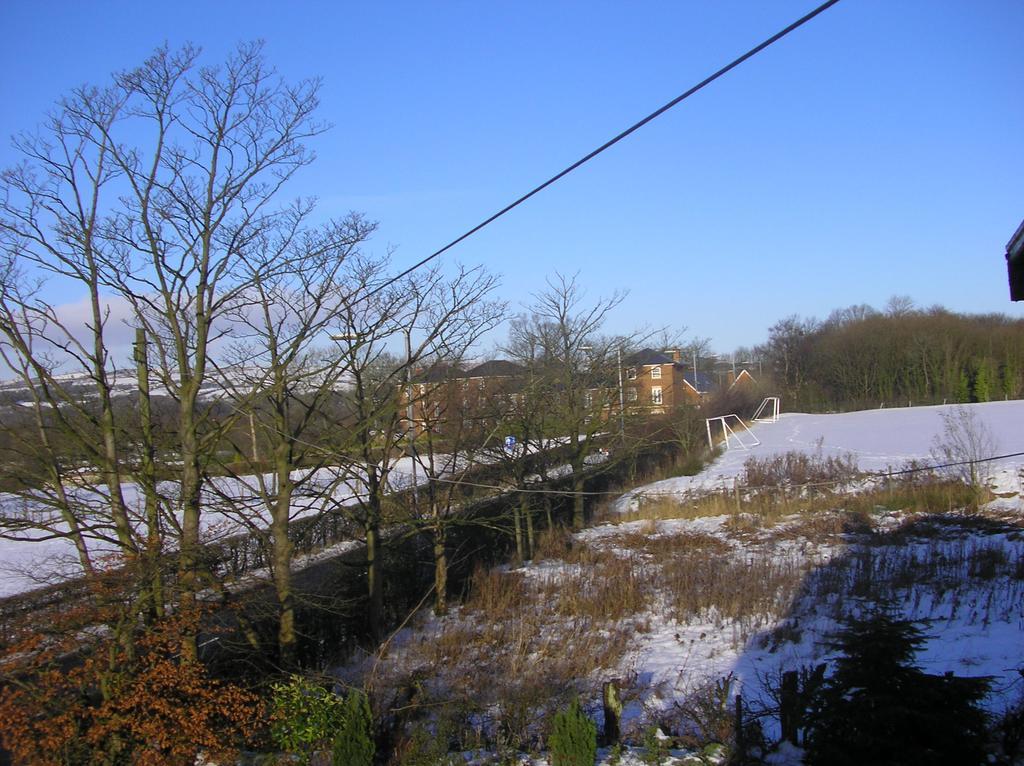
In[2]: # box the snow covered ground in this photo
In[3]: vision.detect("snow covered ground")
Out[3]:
[607,402,1024,762]
[0,456,437,598]
[4,401,1023,761]
[354,401,1024,765]
[617,399,1024,504]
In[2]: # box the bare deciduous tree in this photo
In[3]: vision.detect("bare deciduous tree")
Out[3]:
[201,211,378,666]
[511,273,625,530]
[0,42,330,659]
[324,263,501,637]
[931,405,999,493]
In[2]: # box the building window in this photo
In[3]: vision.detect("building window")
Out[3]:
[651,386,663,405]
[626,387,638,402]
[626,367,637,380]
[650,366,662,379]
[584,391,593,408]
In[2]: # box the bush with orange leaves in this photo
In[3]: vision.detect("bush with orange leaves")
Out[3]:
[0,600,264,766]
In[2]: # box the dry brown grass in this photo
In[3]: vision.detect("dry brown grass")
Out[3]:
[627,493,726,525]
[763,508,874,542]
[612,527,731,559]
[548,551,650,623]
[365,555,643,753]
[742,450,859,489]
[532,525,574,559]
[626,486,834,532]
[359,471,1022,758]
[661,548,811,643]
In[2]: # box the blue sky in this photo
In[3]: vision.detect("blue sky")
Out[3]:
[1,0,1022,353]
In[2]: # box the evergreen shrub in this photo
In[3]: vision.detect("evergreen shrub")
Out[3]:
[548,697,597,766]
[331,689,375,766]
[804,612,991,766]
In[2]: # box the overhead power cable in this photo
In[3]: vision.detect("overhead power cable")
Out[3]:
[361,0,843,300]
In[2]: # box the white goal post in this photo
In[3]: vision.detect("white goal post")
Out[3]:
[752,396,781,423]
[705,414,761,451]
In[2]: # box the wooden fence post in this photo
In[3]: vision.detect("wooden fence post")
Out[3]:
[780,669,799,744]
[734,693,745,761]
[602,679,622,745]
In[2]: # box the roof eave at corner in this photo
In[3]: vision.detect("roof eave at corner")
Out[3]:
[1008,218,1024,301]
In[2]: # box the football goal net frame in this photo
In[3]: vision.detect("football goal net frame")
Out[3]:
[705,414,760,451]
[752,396,781,423]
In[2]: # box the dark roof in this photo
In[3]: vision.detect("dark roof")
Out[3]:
[682,371,715,393]
[462,359,524,378]
[1008,218,1024,301]
[623,349,716,392]
[411,359,525,383]
[411,363,464,383]
[624,348,675,366]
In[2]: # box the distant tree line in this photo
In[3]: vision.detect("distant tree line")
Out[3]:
[757,299,1024,411]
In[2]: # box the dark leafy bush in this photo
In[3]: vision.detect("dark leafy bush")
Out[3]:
[270,675,346,761]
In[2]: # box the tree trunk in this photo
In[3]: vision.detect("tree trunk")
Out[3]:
[602,680,622,745]
[134,328,164,621]
[433,525,448,616]
[177,380,203,661]
[780,670,799,745]
[85,275,135,559]
[366,518,384,639]
[523,494,535,561]
[572,462,586,530]
[26,395,95,578]
[272,448,297,668]
[512,499,524,563]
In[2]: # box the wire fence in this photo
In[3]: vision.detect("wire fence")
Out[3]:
[2,434,1021,638]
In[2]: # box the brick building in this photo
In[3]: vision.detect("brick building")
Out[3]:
[621,349,715,414]
[400,359,525,439]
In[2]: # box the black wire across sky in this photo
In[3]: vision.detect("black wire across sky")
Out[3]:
[360,0,843,301]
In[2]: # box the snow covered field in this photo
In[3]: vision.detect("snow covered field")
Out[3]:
[356,401,1024,765]
[618,399,1024,502]
[0,456,434,598]
[609,403,1024,761]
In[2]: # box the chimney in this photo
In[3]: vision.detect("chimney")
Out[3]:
[669,349,681,363]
